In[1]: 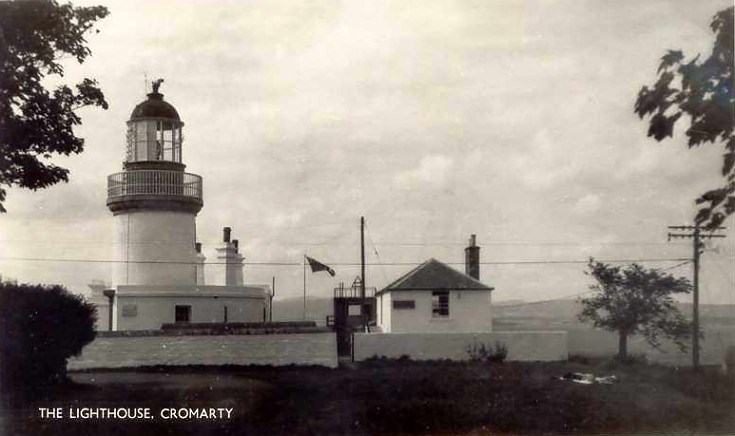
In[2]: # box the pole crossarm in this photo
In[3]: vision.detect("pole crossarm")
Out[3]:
[667,226,726,231]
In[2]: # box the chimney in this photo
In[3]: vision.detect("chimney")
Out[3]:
[223,227,231,243]
[195,242,202,253]
[233,239,239,252]
[465,234,480,280]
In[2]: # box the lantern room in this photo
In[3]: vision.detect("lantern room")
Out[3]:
[125,79,184,165]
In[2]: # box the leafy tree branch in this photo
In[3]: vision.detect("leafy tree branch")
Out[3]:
[635,7,734,228]
[0,0,109,212]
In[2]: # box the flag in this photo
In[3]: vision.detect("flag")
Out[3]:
[305,256,336,276]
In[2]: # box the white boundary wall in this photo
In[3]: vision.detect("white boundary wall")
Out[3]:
[354,331,568,362]
[68,332,338,369]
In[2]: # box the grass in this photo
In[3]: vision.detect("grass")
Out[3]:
[2,359,733,435]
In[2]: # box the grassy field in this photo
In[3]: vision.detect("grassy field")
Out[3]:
[2,358,734,436]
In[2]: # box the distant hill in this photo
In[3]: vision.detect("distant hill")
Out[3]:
[272,297,333,325]
[272,296,735,329]
[494,299,735,329]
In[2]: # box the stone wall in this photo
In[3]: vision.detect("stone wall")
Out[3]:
[353,331,568,362]
[68,332,338,370]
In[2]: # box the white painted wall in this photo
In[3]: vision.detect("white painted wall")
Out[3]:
[354,331,568,362]
[69,332,338,369]
[114,285,266,330]
[86,283,111,331]
[377,292,392,333]
[112,210,198,287]
[93,301,110,331]
[213,244,244,286]
[195,252,206,285]
[379,290,492,333]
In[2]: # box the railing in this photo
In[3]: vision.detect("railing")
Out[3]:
[107,170,202,201]
[333,285,377,299]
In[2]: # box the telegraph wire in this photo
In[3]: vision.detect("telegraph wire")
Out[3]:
[493,262,693,309]
[495,290,597,309]
[0,256,691,266]
[364,221,389,284]
[660,260,692,272]
[0,239,696,247]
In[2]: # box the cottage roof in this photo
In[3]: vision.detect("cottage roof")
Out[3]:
[377,258,494,294]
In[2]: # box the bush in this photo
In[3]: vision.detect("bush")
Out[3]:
[0,283,96,397]
[608,353,649,366]
[466,340,508,363]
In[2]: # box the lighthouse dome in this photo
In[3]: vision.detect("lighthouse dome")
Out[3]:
[129,91,180,121]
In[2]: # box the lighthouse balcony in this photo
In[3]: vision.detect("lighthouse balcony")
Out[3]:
[107,170,203,213]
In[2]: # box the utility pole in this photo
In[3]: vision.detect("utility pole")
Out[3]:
[668,225,727,369]
[360,216,366,299]
[270,276,275,323]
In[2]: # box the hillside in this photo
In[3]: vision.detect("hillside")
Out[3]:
[272,296,735,328]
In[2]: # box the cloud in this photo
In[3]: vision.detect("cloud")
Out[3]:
[3,0,732,303]
[394,154,455,190]
[572,194,602,217]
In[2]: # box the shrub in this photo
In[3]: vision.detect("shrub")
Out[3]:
[610,353,649,366]
[0,282,96,397]
[466,340,508,363]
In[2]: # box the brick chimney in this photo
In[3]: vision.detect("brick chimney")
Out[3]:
[465,234,480,280]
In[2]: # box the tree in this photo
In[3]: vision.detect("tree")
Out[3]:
[578,259,692,361]
[634,7,734,229]
[0,282,96,401]
[0,0,109,213]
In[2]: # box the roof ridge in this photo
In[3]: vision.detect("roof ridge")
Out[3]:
[378,258,493,294]
[381,259,433,290]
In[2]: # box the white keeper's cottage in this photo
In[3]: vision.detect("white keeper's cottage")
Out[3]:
[95,81,270,331]
[376,235,494,333]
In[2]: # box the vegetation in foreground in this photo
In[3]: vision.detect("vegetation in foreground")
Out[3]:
[2,357,734,436]
[0,283,96,403]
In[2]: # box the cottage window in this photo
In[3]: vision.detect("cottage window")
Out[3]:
[175,305,191,323]
[432,291,449,317]
[393,300,415,310]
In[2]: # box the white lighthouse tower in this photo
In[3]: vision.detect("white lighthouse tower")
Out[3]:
[107,79,202,287]
[102,80,270,331]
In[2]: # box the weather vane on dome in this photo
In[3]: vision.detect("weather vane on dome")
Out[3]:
[151,78,164,93]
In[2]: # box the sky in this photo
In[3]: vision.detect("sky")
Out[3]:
[1,0,733,309]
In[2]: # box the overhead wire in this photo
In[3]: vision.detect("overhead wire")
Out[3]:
[0,256,691,266]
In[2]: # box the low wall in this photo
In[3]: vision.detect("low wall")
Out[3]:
[68,332,338,370]
[354,331,568,362]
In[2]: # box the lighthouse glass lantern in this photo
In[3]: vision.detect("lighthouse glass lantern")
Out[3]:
[124,79,184,164]
[126,119,182,163]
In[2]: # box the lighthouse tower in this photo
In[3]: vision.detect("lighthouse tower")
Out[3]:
[107,80,203,288]
[100,80,270,332]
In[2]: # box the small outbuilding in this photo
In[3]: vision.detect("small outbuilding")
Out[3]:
[376,236,494,333]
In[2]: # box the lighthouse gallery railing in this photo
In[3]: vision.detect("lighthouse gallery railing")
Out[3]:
[107,170,202,200]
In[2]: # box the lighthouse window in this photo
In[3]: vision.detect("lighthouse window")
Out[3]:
[175,305,191,323]
[125,128,135,161]
[135,122,148,160]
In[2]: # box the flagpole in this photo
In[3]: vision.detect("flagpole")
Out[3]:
[303,255,307,321]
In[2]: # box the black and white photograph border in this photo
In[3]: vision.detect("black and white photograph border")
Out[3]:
[0,0,734,435]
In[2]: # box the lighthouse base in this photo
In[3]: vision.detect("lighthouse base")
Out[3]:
[108,285,269,331]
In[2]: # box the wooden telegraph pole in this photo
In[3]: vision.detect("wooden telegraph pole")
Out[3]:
[667,225,727,369]
[360,216,366,300]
